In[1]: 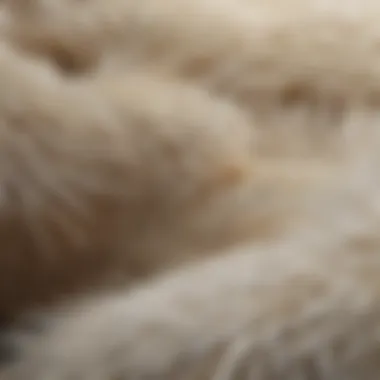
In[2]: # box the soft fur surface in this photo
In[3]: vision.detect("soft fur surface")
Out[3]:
[1,0,380,379]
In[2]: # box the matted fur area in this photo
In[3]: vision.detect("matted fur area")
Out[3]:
[2,0,380,379]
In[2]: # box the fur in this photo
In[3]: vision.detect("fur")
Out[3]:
[1,0,380,379]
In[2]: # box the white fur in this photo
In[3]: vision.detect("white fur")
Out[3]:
[2,1,380,379]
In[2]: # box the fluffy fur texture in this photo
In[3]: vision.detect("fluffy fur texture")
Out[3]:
[0,39,255,319]
[2,0,380,379]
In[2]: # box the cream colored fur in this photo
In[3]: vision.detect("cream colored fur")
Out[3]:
[1,0,380,379]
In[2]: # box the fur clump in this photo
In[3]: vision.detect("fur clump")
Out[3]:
[0,39,254,319]
[2,0,380,379]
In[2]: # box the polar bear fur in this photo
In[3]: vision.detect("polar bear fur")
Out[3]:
[2,0,380,379]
